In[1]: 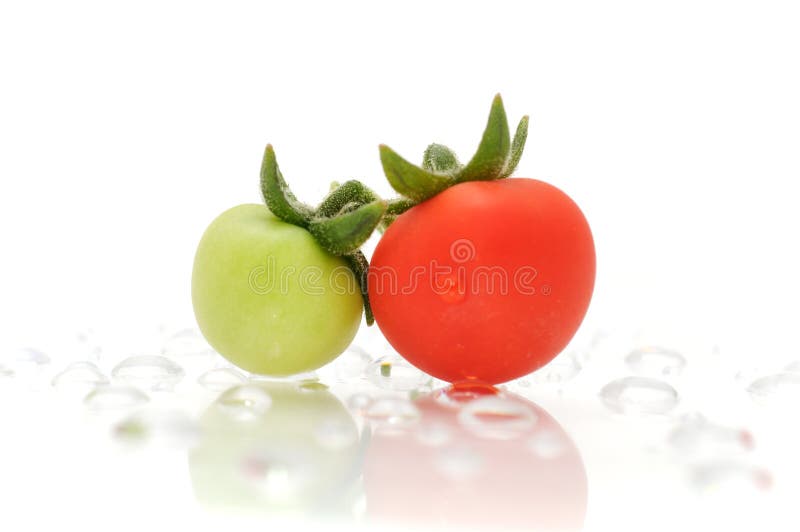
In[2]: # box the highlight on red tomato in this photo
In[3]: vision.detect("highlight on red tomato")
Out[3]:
[368,95,596,384]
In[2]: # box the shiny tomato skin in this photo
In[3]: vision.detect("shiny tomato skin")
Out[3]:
[192,204,363,376]
[368,178,595,384]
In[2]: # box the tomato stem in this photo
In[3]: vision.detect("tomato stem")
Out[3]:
[378,94,530,203]
[259,146,385,325]
[260,144,315,227]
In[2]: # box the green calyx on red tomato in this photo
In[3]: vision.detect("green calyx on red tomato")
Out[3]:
[378,94,529,220]
[369,95,596,384]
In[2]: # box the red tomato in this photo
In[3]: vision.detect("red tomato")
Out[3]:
[368,178,595,384]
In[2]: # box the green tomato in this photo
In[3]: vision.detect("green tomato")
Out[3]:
[192,204,363,375]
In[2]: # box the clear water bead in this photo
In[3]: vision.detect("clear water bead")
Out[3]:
[531,352,582,384]
[346,393,373,415]
[364,397,421,428]
[84,386,149,410]
[458,396,537,440]
[297,380,329,392]
[333,345,372,381]
[249,370,319,383]
[690,462,772,493]
[216,385,272,421]
[747,373,800,404]
[366,355,430,391]
[624,346,687,377]
[111,355,185,391]
[196,367,247,391]
[51,362,109,394]
[599,376,679,414]
[434,382,499,410]
[161,328,215,357]
[3,348,50,378]
[669,415,753,458]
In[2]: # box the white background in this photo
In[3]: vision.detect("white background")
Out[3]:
[1,2,800,530]
[2,0,800,363]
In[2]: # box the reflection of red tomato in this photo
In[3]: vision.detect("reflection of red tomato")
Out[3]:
[363,388,588,531]
[369,178,595,384]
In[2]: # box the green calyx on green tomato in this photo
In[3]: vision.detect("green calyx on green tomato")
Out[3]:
[192,146,385,376]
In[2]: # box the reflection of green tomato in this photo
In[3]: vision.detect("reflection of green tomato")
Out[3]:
[189,382,362,515]
[192,204,362,375]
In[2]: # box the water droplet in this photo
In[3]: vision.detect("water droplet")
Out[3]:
[196,367,247,391]
[249,370,319,383]
[434,382,499,409]
[297,380,329,392]
[3,348,50,378]
[313,418,358,450]
[531,352,582,384]
[669,415,754,457]
[528,429,568,459]
[346,393,372,414]
[747,373,800,404]
[51,361,109,394]
[625,346,687,377]
[458,396,537,440]
[333,345,372,381]
[690,462,772,493]
[7,347,51,366]
[366,355,430,391]
[0,364,13,378]
[84,386,149,410]
[434,446,484,480]
[113,409,200,448]
[599,376,679,414]
[216,385,272,421]
[111,355,185,391]
[161,328,215,357]
[364,397,421,428]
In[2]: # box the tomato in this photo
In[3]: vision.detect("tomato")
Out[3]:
[368,178,595,384]
[192,145,386,375]
[192,204,363,375]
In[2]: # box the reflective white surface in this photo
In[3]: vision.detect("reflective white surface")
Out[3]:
[2,325,798,532]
